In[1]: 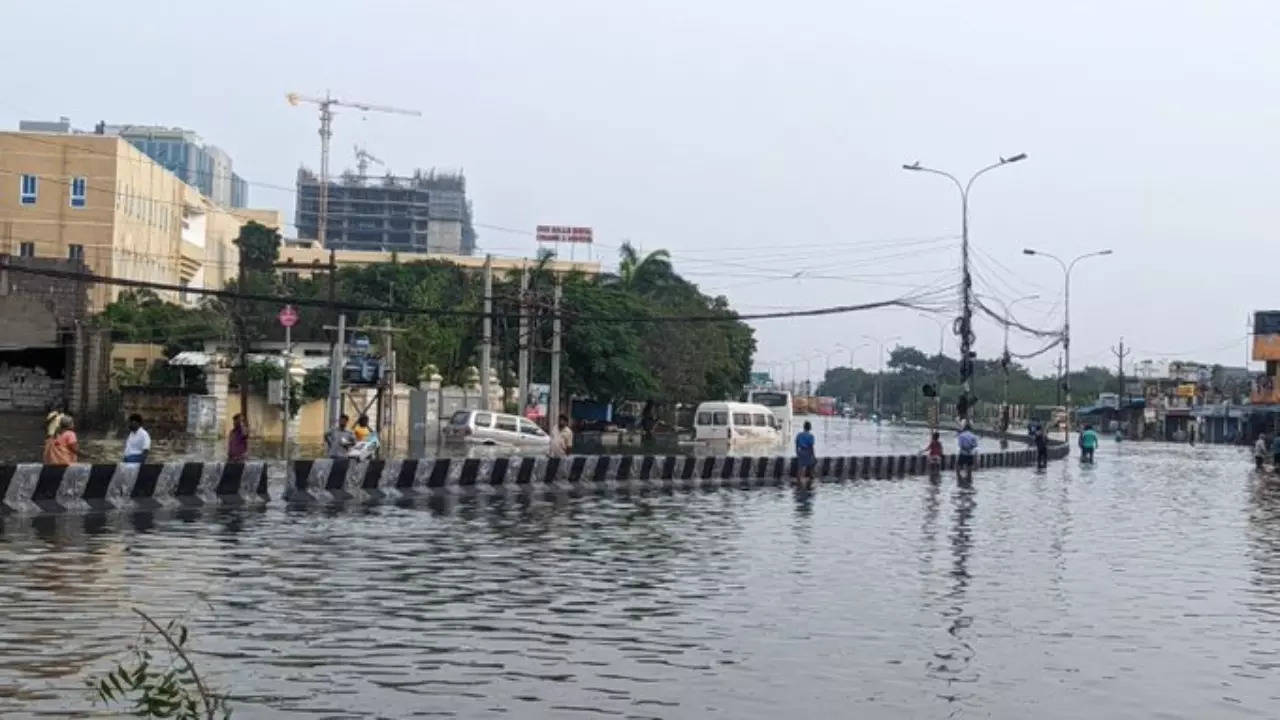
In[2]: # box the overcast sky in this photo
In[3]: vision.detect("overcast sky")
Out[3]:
[5,0,1276,385]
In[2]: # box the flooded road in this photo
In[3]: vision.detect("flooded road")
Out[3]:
[3,438,1278,718]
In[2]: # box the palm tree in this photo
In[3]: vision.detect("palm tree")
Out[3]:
[613,241,673,294]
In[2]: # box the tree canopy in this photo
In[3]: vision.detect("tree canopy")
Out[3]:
[817,343,1118,413]
[95,241,757,408]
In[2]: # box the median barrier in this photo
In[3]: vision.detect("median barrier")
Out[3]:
[0,444,1066,514]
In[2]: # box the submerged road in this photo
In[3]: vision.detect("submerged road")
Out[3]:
[0,437,1275,718]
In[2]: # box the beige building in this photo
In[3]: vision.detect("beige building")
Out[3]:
[0,131,283,311]
[277,240,601,279]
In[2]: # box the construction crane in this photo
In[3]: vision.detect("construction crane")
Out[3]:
[286,91,421,431]
[285,92,421,249]
[354,145,385,179]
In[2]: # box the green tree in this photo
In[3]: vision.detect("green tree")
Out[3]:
[233,221,281,273]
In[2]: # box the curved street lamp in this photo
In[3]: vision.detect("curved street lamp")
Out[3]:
[1023,248,1113,447]
[903,153,1027,421]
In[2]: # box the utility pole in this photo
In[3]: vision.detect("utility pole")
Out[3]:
[327,313,346,429]
[481,254,493,410]
[549,275,562,431]
[983,293,1038,447]
[381,320,396,456]
[1112,336,1130,406]
[281,319,291,457]
[236,250,249,433]
[518,263,529,415]
[1056,354,1063,407]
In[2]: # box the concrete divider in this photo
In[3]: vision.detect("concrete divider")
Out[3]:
[0,445,1067,514]
[0,462,269,514]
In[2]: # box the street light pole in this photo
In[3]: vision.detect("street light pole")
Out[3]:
[904,153,1027,423]
[862,334,902,416]
[1023,248,1113,449]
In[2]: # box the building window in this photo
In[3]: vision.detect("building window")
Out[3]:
[68,244,84,261]
[18,242,34,257]
[70,176,87,208]
[19,174,37,205]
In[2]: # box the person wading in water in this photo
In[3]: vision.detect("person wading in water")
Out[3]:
[795,421,817,490]
[956,424,978,481]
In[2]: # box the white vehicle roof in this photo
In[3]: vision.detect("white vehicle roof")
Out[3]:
[694,401,775,415]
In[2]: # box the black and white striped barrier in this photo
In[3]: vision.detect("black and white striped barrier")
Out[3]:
[0,462,268,514]
[0,446,1060,513]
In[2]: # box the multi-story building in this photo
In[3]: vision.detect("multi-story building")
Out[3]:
[19,119,249,208]
[295,168,475,255]
[106,124,246,209]
[0,130,281,311]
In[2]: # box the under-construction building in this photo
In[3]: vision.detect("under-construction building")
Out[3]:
[295,168,476,255]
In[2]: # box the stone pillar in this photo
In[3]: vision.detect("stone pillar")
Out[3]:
[424,372,443,453]
[206,365,231,436]
[488,368,502,412]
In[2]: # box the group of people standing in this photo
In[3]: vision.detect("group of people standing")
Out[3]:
[41,412,152,465]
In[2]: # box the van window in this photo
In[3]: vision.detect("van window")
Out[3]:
[753,414,767,427]
[697,412,712,425]
[519,419,545,436]
[733,413,750,426]
[474,412,493,428]
[713,412,728,426]
[449,411,472,425]
[495,415,519,432]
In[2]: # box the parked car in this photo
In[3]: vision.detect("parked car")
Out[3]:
[443,409,551,450]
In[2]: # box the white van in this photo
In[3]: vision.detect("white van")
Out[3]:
[694,401,782,448]
[443,410,551,450]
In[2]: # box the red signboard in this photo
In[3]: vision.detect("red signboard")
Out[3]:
[278,305,299,328]
[536,225,593,244]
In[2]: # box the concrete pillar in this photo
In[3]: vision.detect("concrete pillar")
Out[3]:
[424,372,442,452]
[206,365,231,435]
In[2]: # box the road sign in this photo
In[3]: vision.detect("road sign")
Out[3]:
[535,225,593,244]
[278,305,299,328]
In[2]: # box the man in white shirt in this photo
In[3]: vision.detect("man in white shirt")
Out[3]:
[123,413,152,463]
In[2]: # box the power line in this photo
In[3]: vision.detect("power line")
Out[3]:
[0,260,956,325]
[973,296,1060,338]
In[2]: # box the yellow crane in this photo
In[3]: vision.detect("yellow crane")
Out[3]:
[285,92,421,247]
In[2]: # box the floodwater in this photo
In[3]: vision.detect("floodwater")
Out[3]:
[0,413,933,464]
[4,437,1279,718]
